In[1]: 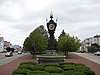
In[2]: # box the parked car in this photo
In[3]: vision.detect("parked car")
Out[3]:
[18,51,22,54]
[5,52,13,57]
[94,51,100,56]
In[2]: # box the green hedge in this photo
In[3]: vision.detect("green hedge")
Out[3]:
[44,63,60,67]
[12,62,95,75]
[49,73,64,75]
[12,68,32,75]
[63,70,86,75]
[27,71,49,75]
[45,66,63,73]
[18,64,45,71]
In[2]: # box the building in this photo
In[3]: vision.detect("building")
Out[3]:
[13,45,22,52]
[80,35,100,52]
[0,37,4,52]
[4,41,11,51]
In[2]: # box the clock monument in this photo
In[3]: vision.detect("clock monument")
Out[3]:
[47,12,57,54]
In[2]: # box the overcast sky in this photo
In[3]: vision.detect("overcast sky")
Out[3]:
[0,0,100,46]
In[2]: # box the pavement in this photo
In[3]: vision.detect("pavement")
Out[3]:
[73,52,100,64]
[0,53,26,66]
[65,52,100,75]
[0,52,100,75]
[0,53,35,75]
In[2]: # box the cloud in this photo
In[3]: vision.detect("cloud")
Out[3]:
[0,0,100,45]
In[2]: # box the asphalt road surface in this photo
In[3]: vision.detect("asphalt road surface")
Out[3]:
[0,52,25,66]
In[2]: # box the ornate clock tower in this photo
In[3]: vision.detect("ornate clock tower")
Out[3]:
[47,12,57,53]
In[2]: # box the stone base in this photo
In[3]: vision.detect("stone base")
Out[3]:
[37,55,66,64]
[47,50,56,54]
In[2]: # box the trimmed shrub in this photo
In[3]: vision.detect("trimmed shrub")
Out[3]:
[49,73,64,75]
[18,64,34,71]
[44,63,60,67]
[27,71,49,75]
[63,70,86,75]
[12,62,95,75]
[12,68,32,75]
[58,62,74,66]
[82,68,95,75]
[18,64,44,71]
[74,65,95,75]
[45,66,63,73]
[62,65,75,71]
[32,65,45,71]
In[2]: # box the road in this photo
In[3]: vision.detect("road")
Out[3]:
[0,52,25,66]
[73,52,100,64]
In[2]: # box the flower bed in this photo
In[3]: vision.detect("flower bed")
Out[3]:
[12,62,95,75]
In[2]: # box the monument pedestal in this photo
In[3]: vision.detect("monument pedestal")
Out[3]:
[47,50,56,54]
[37,55,66,64]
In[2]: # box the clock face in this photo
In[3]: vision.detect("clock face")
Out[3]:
[49,24,55,30]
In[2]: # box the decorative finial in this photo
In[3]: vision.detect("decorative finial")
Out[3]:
[50,11,53,19]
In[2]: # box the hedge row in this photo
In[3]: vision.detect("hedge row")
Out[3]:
[12,62,95,75]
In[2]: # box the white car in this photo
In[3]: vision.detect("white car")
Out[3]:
[94,51,100,56]
[5,52,13,57]
[18,51,22,54]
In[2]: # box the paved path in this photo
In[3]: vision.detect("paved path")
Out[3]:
[0,53,100,75]
[0,53,25,66]
[65,53,100,75]
[0,53,35,75]
[73,52,100,64]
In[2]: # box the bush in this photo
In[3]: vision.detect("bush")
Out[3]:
[27,71,49,75]
[62,65,75,71]
[49,73,64,75]
[82,68,95,75]
[12,68,32,75]
[58,62,74,66]
[31,65,45,71]
[45,66,63,73]
[44,63,60,67]
[63,70,86,75]
[12,62,95,75]
[18,64,34,71]
[18,64,44,71]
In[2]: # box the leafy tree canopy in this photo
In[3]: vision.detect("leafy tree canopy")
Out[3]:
[57,30,80,53]
[23,25,48,54]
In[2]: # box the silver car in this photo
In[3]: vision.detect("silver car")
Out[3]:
[94,51,100,56]
[5,52,13,57]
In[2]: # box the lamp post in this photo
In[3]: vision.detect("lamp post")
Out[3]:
[47,12,57,54]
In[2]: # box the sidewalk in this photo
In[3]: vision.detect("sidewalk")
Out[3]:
[65,53,100,75]
[0,53,100,75]
[0,53,35,75]
[73,52,100,64]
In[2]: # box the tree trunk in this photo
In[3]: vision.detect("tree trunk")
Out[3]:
[32,51,35,58]
[64,51,68,58]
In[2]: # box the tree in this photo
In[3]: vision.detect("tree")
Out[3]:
[23,25,48,55]
[57,30,80,57]
[58,30,67,39]
[23,37,33,53]
[88,43,100,53]
[6,47,15,52]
